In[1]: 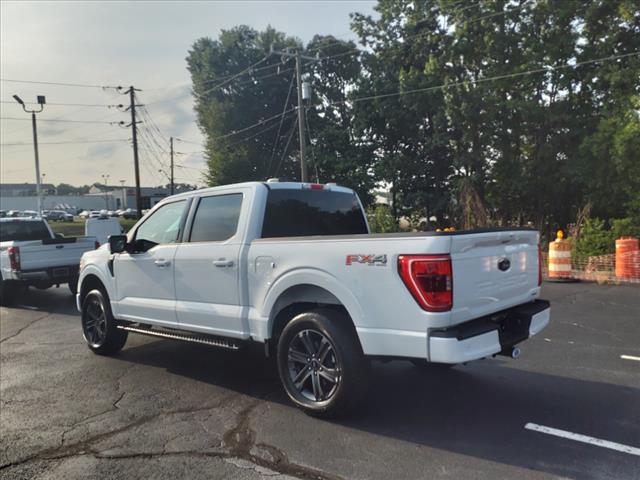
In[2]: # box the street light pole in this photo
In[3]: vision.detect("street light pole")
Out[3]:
[101,174,110,209]
[14,94,45,216]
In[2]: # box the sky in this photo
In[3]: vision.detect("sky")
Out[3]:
[0,0,376,187]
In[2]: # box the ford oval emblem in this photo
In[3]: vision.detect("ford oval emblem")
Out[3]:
[498,258,511,271]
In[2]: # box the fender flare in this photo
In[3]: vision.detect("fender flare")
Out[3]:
[260,267,365,336]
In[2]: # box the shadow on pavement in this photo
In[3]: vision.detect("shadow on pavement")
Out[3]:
[114,339,640,480]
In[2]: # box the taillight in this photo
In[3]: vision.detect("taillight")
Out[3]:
[398,254,453,312]
[538,243,543,286]
[8,246,21,271]
[302,183,325,190]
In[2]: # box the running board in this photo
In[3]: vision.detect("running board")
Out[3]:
[116,325,241,350]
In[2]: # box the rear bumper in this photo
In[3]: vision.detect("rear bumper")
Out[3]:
[428,299,550,364]
[13,265,79,284]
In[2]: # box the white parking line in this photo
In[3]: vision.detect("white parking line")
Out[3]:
[525,423,640,456]
[620,354,640,362]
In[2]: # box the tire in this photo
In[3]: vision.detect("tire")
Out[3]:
[81,289,127,355]
[410,359,456,370]
[276,308,370,418]
[0,280,14,306]
[68,275,79,296]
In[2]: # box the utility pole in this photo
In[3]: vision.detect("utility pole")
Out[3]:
[124,86,142,219]
[270,48,317,182]
[170,136,175,195]
[13,94,45,215]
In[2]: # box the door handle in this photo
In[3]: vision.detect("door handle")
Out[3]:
[213,258,234,268]
[154,259,171,267]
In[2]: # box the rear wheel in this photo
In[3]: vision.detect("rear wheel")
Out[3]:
[277,309,369,418]
[81,289,127,355]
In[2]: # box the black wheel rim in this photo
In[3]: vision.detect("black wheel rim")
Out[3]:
[83,296,107,346]
[287,329,341,403]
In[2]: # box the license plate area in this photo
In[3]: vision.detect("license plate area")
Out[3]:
[52,267,69,278]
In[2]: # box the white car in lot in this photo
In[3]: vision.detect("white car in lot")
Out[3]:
[0,218,98,303]
[76,181,550,416]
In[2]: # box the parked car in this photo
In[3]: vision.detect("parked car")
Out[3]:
[0,210,6,218]
[18,210,39,218]
[79,210,90,219]
[119,208,138,219]
[88,211,103,219]
[76,181,550,417]
[0,218,98,304]
[43,210,74,222]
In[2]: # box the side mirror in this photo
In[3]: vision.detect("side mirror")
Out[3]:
[108,235,128,254]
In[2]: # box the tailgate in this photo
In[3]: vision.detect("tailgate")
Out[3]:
[19,240,93,271]
[449,230,540,324]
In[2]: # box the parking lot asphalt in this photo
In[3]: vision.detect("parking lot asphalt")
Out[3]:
[1,282,639,480]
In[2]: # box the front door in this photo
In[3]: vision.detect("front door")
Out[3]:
[174,192,246,337]
[114,200,187,325]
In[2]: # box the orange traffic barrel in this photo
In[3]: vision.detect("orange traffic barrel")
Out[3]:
[615,237,639,280]
[548,236,572,280]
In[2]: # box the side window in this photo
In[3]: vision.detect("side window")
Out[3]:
[189,194,243,242]
[135,200,186,245]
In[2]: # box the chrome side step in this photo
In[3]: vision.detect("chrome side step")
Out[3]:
[116,325,241,350]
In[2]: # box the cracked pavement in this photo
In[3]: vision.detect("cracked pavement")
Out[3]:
[1,283,639,479]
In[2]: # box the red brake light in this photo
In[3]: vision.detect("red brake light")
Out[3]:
[302,183,325,190]
[8,246,21,271]
[538,243,543,286]
[398,254,453,312]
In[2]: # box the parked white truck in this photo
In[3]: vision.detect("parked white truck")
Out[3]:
[76,181,550,416]
[1,218,98,304]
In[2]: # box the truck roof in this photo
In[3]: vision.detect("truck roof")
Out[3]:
[162,181,355,202]
[0,217,45,223]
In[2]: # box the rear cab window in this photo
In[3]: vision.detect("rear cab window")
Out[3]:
[261,188,368,238]
[0,220,52,242]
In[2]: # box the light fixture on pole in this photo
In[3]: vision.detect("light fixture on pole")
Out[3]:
[13,94,46,215]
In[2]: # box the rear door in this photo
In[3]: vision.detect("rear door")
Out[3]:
[174,190,246,337]
[449,230,540,323]
[114,200,188,325]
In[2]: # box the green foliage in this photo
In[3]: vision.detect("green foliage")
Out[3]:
[366,204,400,233]
[187,2,640,230]
[574,217,640,259]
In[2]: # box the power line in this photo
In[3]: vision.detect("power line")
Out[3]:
[267,71,297,176]
[273,113,299,178]
[0,100,119,107]
[0,78,119,89]
[0,138,129,146]
[197,55,269,97]
[325,51,640,108]
[1,116,123,124]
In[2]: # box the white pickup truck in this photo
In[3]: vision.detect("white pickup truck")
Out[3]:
[76,181,550,416]
[0,218,98,304]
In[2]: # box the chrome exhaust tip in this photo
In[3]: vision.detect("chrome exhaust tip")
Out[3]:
[498,346,521,359]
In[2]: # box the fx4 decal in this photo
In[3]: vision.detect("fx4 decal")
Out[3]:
[345,254,388,266]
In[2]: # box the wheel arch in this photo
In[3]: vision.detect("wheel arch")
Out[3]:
[79,271,109,304]
[263,270,365,341]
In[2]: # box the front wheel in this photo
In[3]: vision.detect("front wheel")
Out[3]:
[81,289,127,355]
[277,309,370,418]
[68,275,79,296]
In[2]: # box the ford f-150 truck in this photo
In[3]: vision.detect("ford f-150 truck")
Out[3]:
[0,217,98,304]
[76,181,550,416]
